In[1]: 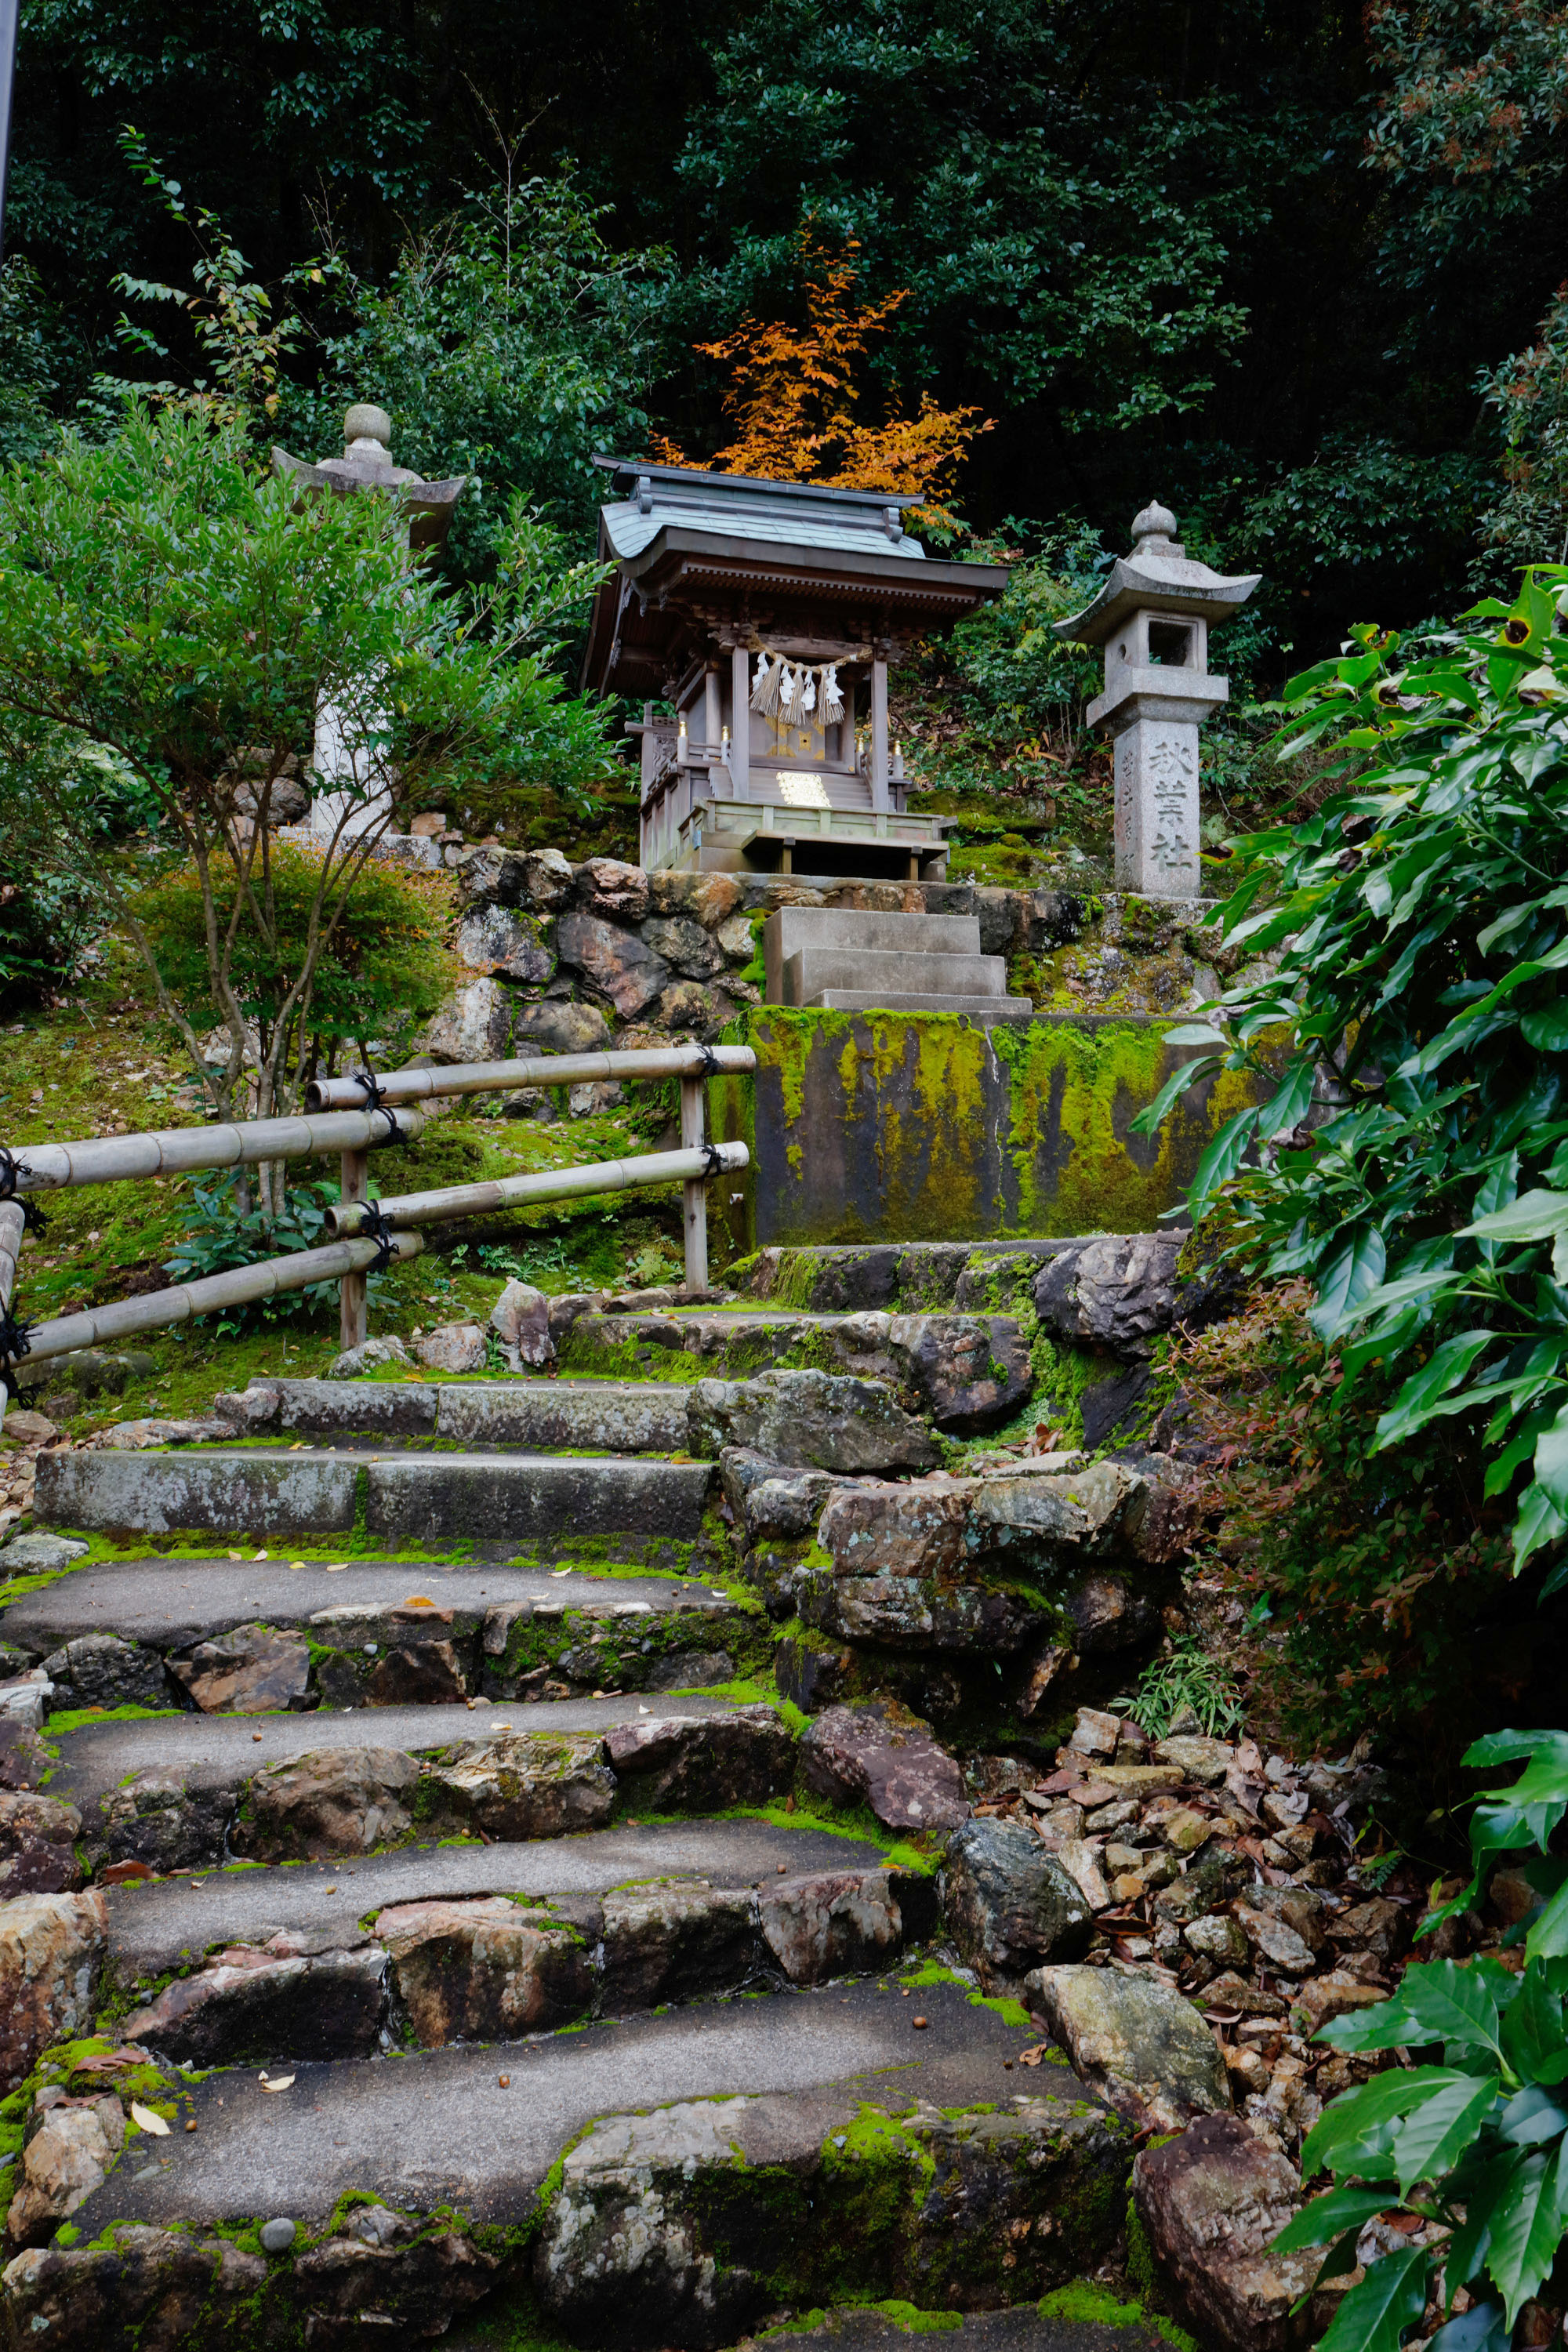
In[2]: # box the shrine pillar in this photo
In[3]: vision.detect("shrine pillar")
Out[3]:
[729,642,751,797]
[869,649,890,812]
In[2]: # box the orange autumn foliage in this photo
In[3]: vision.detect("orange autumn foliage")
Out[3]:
[652,228,989,527]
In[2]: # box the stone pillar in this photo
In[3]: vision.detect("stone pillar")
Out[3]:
[1112,716,1201,898]
[1053,501,1260,902]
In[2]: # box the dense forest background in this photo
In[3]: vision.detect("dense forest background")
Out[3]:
[5,0,1566,681]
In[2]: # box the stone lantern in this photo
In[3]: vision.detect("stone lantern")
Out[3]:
[1054,503,1259,898]
[272,405,466,846]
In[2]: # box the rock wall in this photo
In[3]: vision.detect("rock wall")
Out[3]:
[438,849,1231,1058]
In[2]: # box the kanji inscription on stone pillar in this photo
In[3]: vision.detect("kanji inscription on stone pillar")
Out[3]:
[1114,720,1200,898]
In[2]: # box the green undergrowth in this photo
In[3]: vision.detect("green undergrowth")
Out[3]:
[44,1702,183,1740]
[681,1798,936,1877]
[766,2307,963,2338]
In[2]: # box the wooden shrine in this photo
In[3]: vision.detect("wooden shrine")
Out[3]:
[581,459,1008,877]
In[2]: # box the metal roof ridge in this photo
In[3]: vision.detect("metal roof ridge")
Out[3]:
[591,453,924,510]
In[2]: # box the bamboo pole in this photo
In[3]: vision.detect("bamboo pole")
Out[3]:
[14,1230,424,1367]
[304,1043,756,1113]
[0,1105,426,1195]
[0,1200,22,1425]
[325,1142,749,1240]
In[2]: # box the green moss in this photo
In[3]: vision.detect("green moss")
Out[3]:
[1037,2282,1196,2346]
[896,1959,1033,2028]
[44,1703,183,1740]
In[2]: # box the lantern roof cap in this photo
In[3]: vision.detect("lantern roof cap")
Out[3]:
[1054,502,1261,646]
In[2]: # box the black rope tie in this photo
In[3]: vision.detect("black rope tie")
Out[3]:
[702,1142,727,1176]
[21,1199,48,1238]
[695,1044,722,1078]
[351,1068,404,1146]
[357,1204,399,1276]
[0,1308,32,1373]
[0,1148,35,1203]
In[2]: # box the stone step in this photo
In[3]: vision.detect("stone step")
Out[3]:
[728,2304,1181,2352]
[99,1820,935,2064]
[227,1377,691,1453]
[2,1556,750,1711]
[783,945,1012,1004]
[103,1817,898,1987]
[764,906,984,1000]
[34,1446,713,1542]
[45,1690,786,1878]
[731,1240,1083,1312]
[19,1976,1131,2350]
[804,989,1037,1020]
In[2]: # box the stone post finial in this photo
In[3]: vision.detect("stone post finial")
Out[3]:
[1131,500,1179,555]
[343,403,394,461]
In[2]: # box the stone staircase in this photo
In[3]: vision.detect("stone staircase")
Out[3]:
[764,906,1035,1022]
[0,1338,1194,2352]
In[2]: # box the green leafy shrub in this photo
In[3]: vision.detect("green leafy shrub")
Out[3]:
[132,841,449,1084]
[1278,1729,1568,2349]
[163,1172,339,1323]
[1137,568,1568,1579]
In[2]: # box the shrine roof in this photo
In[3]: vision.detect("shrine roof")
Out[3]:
[593,456,928,564]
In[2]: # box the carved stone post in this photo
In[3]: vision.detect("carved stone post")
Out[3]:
[1054,503,1260,899]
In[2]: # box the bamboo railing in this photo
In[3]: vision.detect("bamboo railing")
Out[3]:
[0,1043,755,1406]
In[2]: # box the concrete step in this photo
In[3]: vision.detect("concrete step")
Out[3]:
[2,1556,750,1710]
[764,906,983,1000]
[783,946,1012,1003]
[34,1446,713,1542]
[99,1820,935,2064]
[45,1689,775,1871]
[804,990,1038,1021]
[23,1976,1131,2350]
[228,1377,691,1453]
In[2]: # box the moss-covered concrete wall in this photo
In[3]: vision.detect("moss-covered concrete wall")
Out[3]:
[710,1009,1272,1253]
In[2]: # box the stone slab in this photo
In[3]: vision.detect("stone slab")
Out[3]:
[45,1689,748,1816]
[710,1010,1272,1252]
[35,1450,713,1540]
[783,947,1011,1003]
[247,1380,691,1453]
[104,1818,891,1980]
[0,1559,733,1658]
[67,1976,1063,2230]
[764,908,984,1002]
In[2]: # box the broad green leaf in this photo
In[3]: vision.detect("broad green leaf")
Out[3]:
[1315,2246,1432,2352]
[1462,1189,1568,1243]
[1188,1105,1259,1216]
[1272,2183,1392,2252]
[1483,2139,1568,2323]
[1303,2067,1476,2178]
[1500,1969,1568,2085]
[1310,1223,1388,1341]
[1515,1479,1568,1573]
[1496,2082,1568,2142]
[1256,1057,1317,1143]
[1526,1876,1568,1962]
[1389,2071,1500,2190]
[1426,2301,1511,2350]
[1533,1399,1568,1514]
[1387,1960,1504,2060]
[1127,1051,1223,1138]
[1523,1004,1568,1051]
[1372,1333,1498,1449]
[1159,1022,1230,1047]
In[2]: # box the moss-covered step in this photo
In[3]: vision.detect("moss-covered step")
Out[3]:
[708,1008,1274,1250]
[728,1240,1084,1314]
[45,1690,789,1878]
[225,1377,691,1452]
[34,1446,713,1541]
[3,1556,756,1711]
[98,1820,936,2063]
[740,2299,1189,2351]
[552,1304,1028,1405]
[8,1978,1131,2351]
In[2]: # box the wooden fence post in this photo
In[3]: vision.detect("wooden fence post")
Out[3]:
[339,1148,369,1350]
[680,1076,708,1297]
